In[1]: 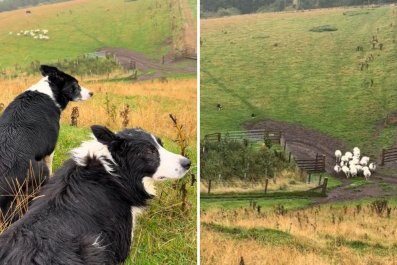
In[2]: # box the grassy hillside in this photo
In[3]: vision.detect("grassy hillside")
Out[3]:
[0,0,175,68]
[201,7,397,152]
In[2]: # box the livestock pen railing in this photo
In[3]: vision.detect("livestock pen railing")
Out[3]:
[294,154,326,174]
[204,130,283,144]
[381,147,397,165]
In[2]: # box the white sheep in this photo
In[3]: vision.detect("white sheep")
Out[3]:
[16,33,21,36]
[360,156,370,166]
[42,29,49,34]
[355,164,363,174]
[363,167,371,180]
[353,147,360,157]
[334,165,341,173]
[335,150,342,161]
[349,165,358,177]
[345,152,353,160]
[369,162,376,172]
[342,165,350,178]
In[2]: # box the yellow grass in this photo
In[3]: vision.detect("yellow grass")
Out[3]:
[0,76,197,141]
[201,227,328,265]
[201,202,397,265]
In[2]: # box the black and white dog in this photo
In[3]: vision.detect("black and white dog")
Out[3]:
[0,65,92,220]
[0,125,191,265]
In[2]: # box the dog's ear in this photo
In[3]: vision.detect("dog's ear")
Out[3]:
[39,65,60,77]
[91,125,117,146]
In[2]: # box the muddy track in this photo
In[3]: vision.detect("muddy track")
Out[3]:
[96,0,197,81]
[97,47,196,80]
[245,119,397,203]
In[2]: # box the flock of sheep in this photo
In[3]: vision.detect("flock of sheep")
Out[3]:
[9,29,50,40]
[334,147,376,180]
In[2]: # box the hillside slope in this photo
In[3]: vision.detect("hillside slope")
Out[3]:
[0,0,176,68]
[201,7,397,154]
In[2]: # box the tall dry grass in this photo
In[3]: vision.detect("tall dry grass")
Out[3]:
[201,202,397,265]
[201,227,328,265]
[0,76,197,141]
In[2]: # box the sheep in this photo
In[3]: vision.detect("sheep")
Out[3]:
[342,165,350,178]
[340,161,346,167]
[349,158,359,166]
[334,165,341,173]
[353,147,360,157]
[8,32,12,35]
[360,156,370,166]
[349,165,358,177]
[42,29,49,34]
[369,162,376,172]
[356,164,363,174]
[335,150,342,162]
[16,33,21,36]
[341,155,349,163]
[345,152,353,160]
[363,167,371,180]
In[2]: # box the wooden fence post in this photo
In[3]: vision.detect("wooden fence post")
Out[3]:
[322,177,328,195]
[208,180,212,194]
[381,149,385,166]
[288,152,292,163]
[217,133,221,142]
[318,175,322,186]
[283,141,287,152]
[308,173,311,184]
[265,178,269,194]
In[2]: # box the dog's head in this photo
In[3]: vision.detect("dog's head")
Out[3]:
[90,125,191,182]
[33,65,93,109]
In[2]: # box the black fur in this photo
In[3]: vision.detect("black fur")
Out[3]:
[0,65,91,221]
[0,126,167,265]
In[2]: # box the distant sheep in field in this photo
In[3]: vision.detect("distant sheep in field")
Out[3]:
[334,147,375,180]
[216,103,223,111]
[335,150,342,162]
[14,29,50,41]
[341,165,350,178]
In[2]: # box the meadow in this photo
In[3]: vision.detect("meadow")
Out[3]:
[200,6,397,154]
[201,198,397,265]
[0,0,176,68]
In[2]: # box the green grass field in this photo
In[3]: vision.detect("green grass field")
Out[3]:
[0,0,175,68]
[201,7,397,153]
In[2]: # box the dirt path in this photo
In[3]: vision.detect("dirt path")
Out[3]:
[95,0,197,81]
[179,0,196,52]
[245,119,397,203]
[97,47,196,80]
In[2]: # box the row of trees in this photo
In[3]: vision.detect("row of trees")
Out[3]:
[201,0,397,17]
[0,0,68,12]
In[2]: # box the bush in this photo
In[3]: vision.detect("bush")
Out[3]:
[216,7,241,17]
[201,138,290,182]
[309,25,338,32]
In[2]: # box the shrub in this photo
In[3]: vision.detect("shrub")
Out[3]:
[309,25,338,32]
[370,199,388,216]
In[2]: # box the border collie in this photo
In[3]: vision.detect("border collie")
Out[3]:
[0,65,92,221]
[0,125,191,265]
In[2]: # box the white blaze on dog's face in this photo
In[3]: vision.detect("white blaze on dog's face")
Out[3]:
[78,86,93,101]
[151,136,191,181]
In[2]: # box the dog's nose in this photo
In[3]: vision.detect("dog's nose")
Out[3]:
[181,158,191,170]
[89,92,94,97]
